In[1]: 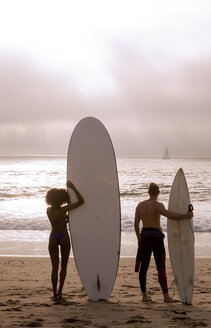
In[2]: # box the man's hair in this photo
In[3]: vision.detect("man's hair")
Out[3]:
[148,183,160,196]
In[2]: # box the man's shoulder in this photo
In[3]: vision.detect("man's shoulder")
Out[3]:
[137,199,164,208]
[155,201,166,214]
[146,200,165,212]
[137,199,148,207]
[156,200,165,206]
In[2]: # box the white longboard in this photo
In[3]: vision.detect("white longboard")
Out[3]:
[67,117,121,301]
[167,168,194,304]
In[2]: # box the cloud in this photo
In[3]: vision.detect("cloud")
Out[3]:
[0,54,83,123]
[0,42,210,156]
[106,39,211,155]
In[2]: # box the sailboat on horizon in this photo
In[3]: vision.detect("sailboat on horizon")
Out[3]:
[163,146,169,159]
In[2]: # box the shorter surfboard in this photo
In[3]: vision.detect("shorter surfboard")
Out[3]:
[167,168,194,304]
[67,117,121,301]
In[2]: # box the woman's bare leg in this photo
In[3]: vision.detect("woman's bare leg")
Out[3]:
[48,236,59,300]
[58,234,70,298]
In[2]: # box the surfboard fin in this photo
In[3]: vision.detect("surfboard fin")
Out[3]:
[97,274,100,292]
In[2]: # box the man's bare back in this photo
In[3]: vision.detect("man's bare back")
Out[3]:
[136,198,162,231]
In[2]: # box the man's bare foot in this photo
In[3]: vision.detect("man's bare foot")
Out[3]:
[163,292,176,303]
[142,292,152,302]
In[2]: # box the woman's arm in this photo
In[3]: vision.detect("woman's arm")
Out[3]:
[63,180,84,212]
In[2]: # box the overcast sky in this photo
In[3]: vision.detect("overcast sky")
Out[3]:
[0,0,211,156]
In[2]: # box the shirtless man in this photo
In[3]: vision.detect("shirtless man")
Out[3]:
[134,182,193,303]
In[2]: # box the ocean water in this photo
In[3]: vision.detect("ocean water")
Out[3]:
[0,156,210,256]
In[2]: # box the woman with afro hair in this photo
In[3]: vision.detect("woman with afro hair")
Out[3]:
[46,180,84,301]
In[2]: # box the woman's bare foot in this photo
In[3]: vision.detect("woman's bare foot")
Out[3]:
[52,293,58,302]
[57,291,63,301]
[142,292,152,302]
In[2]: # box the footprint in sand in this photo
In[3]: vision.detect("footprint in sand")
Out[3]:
[127,315,152,324]
[6,299,20,305]
[63,317,92,326]
[0,302,6,307]
[2,307,22,312]
[171,316,207,327]
[121,284,137,288]
[19,321,43,327]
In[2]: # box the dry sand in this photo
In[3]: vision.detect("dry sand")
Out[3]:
[0,257,210,328]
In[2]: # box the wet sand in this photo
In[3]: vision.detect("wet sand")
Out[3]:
[0,257,210,327]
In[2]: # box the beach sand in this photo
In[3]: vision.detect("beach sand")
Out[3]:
[0,257,210,328]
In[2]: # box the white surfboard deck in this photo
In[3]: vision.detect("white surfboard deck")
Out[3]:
[167,168,194,304]
[67,117,121,301]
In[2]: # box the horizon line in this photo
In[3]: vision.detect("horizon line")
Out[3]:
[0,155,210,158]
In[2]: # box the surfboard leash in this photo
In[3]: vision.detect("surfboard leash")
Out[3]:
[170,279,176,300]
[188,204,195,237]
